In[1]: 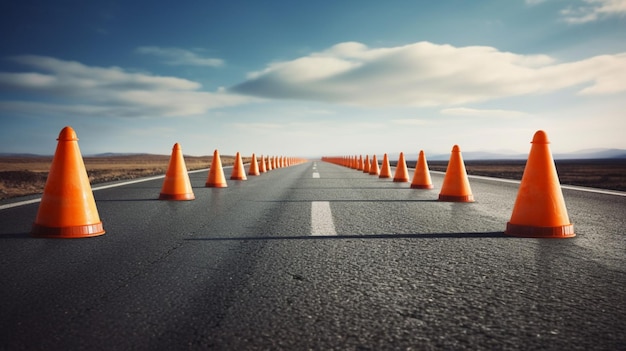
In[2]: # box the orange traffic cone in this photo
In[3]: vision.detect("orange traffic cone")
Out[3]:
[410,150,434,189]
[259,155,267,173]
[32,126,105,238]
[205,149,228,187]
[379,153,392,178]
[438,145,474,202]
[505,131,574,238]
[393,152,410,182]
[266,156,273,171]
[369,155,380,175]
[248,153,260,176]
[357,155,364,171]
[159,143,195,200]
[231,152,247,180]
[363,155,371,173]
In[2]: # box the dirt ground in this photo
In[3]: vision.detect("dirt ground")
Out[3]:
[0,154,243,200]
[425,159,626,192]
[1,156,624,200]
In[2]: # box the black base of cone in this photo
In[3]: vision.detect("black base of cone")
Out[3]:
[438,194,474,202]
[32,222,105,238]
[505,222,575,238]
[159,193,195,201]
[411,184,434,189]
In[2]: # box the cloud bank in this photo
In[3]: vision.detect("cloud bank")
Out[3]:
[561,0,626,24]
[136,46,224,67]
[0,55,251,118]
[230,41,626,107]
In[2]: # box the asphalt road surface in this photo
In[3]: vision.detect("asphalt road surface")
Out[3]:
[1,160,625,350]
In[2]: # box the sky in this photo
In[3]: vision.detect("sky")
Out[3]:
[0,0,625,158]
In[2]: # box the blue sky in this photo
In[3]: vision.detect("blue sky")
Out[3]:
[1,0,625,157]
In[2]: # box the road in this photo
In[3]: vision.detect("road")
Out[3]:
[1,160,625,350]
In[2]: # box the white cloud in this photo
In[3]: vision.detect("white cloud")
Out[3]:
[0,55,253,118]
[136,46,224,67]
[231,41,626,107]
[561,0,626,23]
[441,107,530,118]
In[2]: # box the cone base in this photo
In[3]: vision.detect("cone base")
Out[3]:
[230,176,247,180]
[411,184,434,189]
[438,194,475,202]
[505,222,575,238]
[32,222,105,238]
[248,172,260,176]
[379,175,391,179]
[205,182,228,188]
[393,178,409,182]
[159,193,195,201]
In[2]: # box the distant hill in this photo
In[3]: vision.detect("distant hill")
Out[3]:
[553,148,626,160]
[88,152,155,157]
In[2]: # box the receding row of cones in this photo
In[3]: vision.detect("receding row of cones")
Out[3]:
[323,130,575,239]
[29,127,574,240]
[149,146,307,200]
[323,150,438,190]
[202,149,307,188]
[30,126,306,238]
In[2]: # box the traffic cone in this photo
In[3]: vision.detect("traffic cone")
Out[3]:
[410,150,434,189]
[393,152,410,182]
[379,153,392,178]
[205,149,228,187]
[438,145,474,202]
[363,155,371,173]
[369,155,380,175]
[31,126,105,238]
[266,156,271,171]
[505,131,574,238]
[248,153,260,176]
[230,152,247,180]
[259,155,267,173]
[357,155,364,171]
[159,143,195,201]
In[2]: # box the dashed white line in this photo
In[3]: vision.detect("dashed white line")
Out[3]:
[312,172,320,178]
[311,201,337,236]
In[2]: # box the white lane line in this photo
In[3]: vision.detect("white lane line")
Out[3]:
[312,172,320,178]
[311,201,337,236]
[430,171,626,197]
[0,167,213,211]
[0,198,41,210]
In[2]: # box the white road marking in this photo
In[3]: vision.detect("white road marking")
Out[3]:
[431,171,626,197]
[311,201,337,236]
[0,168,211,211]
[312,172,320,178]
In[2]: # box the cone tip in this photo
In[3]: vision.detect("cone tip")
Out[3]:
[452,145,460,152]
[57,126,79,141]
[532,130,550,144]
[173,143,181,150]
